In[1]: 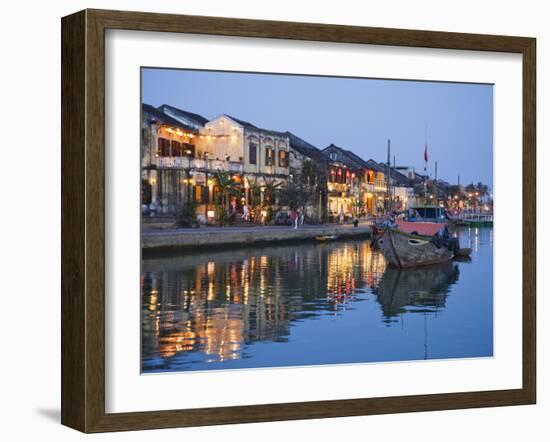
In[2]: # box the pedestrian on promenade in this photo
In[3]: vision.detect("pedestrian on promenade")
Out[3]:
[299,211,304,227]
[339,208,345,225]
[290,208,298,229]
[260,209,266,225]
[243,204,249,222]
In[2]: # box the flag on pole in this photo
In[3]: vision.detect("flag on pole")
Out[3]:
[423,143,428,172]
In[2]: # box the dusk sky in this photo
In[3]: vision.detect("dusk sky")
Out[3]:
[142,68,493,186]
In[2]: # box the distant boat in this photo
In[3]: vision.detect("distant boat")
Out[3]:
[458,212,493,227]
[315,235,338,241]
[378,221,457,268]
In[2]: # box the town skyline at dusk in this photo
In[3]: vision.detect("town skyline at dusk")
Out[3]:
[140,66,494,374]
[142,68,493,187]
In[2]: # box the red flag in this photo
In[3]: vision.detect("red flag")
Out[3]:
[424,143,428,163]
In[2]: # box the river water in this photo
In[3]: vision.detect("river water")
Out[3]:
[141,226,493,373]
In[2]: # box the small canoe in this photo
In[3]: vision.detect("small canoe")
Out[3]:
[315,235,337,241]
[378,223,454,268]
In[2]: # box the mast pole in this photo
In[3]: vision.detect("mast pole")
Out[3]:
[387,139,391,213]
[434,160,438,204]
[393,154,396,206]
[424,125,428,205]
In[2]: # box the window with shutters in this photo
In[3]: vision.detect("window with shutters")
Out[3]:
[265,147,274,166]
[171,140,182,156]
[249,143,257,164]
[279,150,288,167]
[157,138,171,157]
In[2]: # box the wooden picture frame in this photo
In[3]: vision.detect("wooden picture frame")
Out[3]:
[61,8,536,433]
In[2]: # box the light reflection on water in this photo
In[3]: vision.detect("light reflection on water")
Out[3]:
[141,227,493,372]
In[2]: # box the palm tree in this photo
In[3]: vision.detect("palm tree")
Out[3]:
[215,171,241,212]
[245,178,263,223]
[262,178,283,208]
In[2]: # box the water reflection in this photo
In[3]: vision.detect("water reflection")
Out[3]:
[142,227,491,372]
[375,262,459,320]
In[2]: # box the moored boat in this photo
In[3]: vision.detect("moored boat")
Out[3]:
[459,212,493,227]
[378,221,458,268]
[315,235,338,241]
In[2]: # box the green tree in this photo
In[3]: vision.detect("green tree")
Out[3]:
[277,180,307,211]
[176,199,199,227]
[446,185,463,199]
[141,178,152,205]
[262,178,283,208]
[247,178,263,223]
[297,159,328,222]
[300,160,318,189]
[215,171,241,212]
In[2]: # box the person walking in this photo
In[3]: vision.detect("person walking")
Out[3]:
[339,207,345,225]
[290,208,298,229]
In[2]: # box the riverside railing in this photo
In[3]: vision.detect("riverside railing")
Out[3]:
[157,157,243,173]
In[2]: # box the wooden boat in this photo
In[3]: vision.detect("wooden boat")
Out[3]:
[455,247,472,257]
[378,221,455,268]
[370,224,382,249]
[315,235,338,241]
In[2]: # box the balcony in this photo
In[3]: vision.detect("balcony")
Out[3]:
[365,181,387,193]
[327,182,351,195]
[157,157,243,173]
[157,157,190,168]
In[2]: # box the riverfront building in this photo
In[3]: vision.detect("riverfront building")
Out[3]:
[141,104,202,215]
[322,144,388,217]
[194,114,290,216]
[286,131,330,221]
[141,102,414,225]
[142,104,298,223]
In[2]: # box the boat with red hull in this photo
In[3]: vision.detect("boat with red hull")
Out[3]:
[378,221,459,268]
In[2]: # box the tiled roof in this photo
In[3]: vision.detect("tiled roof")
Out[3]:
[286,131,329,164]
[224,114,288,137]
[224,114,257,129]
[363,159,386,173]
[157,104,209,125]
[142,103,197,132]
[322,144,385,171]
[376,162,410,185]
[342,149,371,168]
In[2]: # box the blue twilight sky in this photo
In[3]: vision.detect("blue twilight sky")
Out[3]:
[142,68,493,186]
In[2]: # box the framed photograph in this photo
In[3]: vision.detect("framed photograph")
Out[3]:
[61,9,536,433]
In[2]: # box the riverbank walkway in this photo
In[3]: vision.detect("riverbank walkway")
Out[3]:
[142,223,372,252]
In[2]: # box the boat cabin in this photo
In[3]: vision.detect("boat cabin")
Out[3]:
[407,205,446,223]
